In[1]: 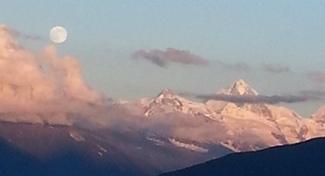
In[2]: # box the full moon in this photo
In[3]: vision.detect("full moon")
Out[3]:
[49,26,68,44]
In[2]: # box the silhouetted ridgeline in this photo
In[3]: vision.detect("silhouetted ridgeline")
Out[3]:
[161,137,325,176]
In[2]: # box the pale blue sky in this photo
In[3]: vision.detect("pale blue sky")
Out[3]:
[0,0,324,115]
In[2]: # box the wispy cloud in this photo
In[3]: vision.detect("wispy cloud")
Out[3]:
[216,62,292,74]
[299,90,325,100]
[188,86,325,104]
[132,48,208,68]
[1,25,42,41]
[262,64,292,74]
[307,71,325,83]
[217,61,251,72]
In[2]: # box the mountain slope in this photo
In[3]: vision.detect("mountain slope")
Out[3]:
[0,121,231,176]
[0,121,146,176]
[161,137,325,176]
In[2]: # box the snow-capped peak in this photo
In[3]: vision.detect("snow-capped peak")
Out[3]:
[214,80,275,118]
[149,88,183,106]
[143,88,216,118]
[223,79,258,96]
[157,88,176,99]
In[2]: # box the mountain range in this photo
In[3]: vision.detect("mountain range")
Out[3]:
[0,79,324,175]
[116,79,325,152]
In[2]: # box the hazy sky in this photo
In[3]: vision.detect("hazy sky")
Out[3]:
[0,0,324,115]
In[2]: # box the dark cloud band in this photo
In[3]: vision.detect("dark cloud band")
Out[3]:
[196,94,308,104]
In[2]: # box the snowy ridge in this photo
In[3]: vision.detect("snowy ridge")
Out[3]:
[69,130,85,142]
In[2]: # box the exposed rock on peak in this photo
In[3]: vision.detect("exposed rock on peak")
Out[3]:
[156,88,177,99]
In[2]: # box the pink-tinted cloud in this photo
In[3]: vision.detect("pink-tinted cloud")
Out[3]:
[132,48,209,67]
[0,25,105,125]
